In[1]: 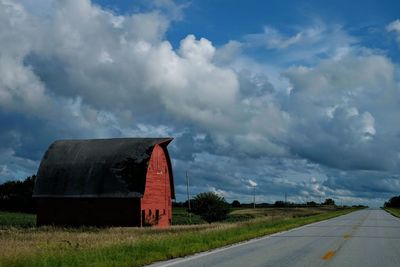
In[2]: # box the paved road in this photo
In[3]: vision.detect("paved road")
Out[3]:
[149,209,400,267]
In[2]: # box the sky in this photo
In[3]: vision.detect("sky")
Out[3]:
[1,0,400,207]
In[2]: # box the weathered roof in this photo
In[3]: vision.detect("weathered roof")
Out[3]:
[33,138,174,198]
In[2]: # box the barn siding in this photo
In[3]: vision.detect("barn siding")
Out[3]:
[36,198,141,227]
[141,144,172,227]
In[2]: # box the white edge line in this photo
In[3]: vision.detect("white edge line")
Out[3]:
[146,211,358,267]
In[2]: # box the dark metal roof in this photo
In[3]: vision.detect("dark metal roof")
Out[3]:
[33,138,174,198]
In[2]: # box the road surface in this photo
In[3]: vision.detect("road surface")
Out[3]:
[149,209,400,267]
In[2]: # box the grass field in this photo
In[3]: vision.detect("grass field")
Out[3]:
[170,207,205,225]
[174,206,338,224]
[383,207,400,218]
[0,206,360,267]
[0,211,36,228]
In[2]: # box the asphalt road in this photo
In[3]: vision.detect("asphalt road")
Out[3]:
[149,209,400,267]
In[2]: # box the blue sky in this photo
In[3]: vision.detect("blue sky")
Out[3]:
[94,0,400,46]
[1,0,400,207]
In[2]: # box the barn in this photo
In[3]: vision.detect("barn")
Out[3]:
[33,138,175,227]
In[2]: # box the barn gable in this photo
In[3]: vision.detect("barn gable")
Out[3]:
[33,138,175,199]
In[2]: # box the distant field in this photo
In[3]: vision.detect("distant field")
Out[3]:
[384,207,400,218]
[174,206,337,224]
[0,206,360,267]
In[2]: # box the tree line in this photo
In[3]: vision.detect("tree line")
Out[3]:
[384,195,400,208]
[175,193,344,223]
[0,175,36,213]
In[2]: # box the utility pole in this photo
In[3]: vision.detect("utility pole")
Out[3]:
[285,192,287,206]
[253,185,256,209]
[186,171,191,211]
[186,171,192,223]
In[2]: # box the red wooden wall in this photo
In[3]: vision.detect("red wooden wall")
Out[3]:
[141,144,172,227]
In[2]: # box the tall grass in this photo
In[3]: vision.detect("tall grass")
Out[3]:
[171,207,205,225]
[0,208,359,267]
[384,207,400,218]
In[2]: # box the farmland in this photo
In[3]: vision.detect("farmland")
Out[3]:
[0,206,360,267]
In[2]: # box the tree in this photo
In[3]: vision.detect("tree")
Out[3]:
[306,201,317,207]
[231,200,241,208]
[384,196,400,208]
[323,198,335,206]
[274,201,285,207]
[0,175,36,213]
[191,192,230,223]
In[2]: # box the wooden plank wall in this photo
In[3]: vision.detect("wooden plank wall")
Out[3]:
[141,144,172,227]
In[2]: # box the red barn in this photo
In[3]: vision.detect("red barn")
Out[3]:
[33,138,174,227]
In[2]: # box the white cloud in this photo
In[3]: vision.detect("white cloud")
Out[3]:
[244,26,304,50]
[248,179,257,187]
[262,26,303,49]
[214,40,242,64]
[99,50,113,63]
[387,19,400,32]
[284,51,400,171]
[1,0,278,162]
[386,19,400,44]
[244,23,357,65]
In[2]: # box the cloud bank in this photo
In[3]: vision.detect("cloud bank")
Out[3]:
[1,0,400,207]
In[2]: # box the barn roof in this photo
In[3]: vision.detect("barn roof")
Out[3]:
[33,138,174,198]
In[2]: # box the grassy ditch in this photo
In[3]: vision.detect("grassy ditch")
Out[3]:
[0,207,359,267]
[383,207,400,218]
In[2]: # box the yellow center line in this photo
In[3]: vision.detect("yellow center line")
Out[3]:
[344,234,351,240]
[322,250,335,260]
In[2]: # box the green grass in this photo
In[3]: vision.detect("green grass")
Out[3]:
[0,208,360,267]
[0,211,36,228]
[171,207,205,225]
[383,207,400,218]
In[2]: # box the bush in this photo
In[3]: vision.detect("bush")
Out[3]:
[231,200,241,208]
[274,201,285,207]
[323,198,335,206]
[191,192,230,223]
[306,201,317,207]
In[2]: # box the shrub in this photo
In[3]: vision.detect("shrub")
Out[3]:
[191,192,230,223]
[231,200,241,208]
[274,201,285,207]
[323,198,335,206]
[306,201,317,207]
